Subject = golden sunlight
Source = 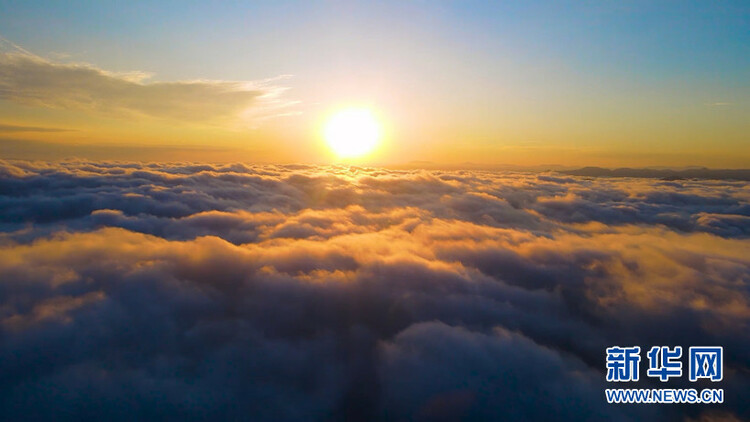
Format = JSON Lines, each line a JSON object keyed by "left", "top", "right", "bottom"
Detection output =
{"left": 324, "top": 108, "right": 381, "bottom": 159}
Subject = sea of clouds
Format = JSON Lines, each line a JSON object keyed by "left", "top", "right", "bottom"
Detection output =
{"left": 1, "top": 160, "right": 748, "bottom": 421}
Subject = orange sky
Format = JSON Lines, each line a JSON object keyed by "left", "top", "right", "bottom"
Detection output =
{"left": 1, "top": 2, "right": 748, "bottom": 168}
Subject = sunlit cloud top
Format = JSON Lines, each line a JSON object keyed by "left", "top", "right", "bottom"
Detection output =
{"left": 0, "top": 160, "right": 748, "bottom": 420}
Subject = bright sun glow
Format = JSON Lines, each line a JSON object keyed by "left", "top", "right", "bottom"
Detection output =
{"left": 324, "top": 108, "right": 380, "bottom": 159}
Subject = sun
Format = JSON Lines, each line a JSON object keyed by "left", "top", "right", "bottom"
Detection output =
{"left": 324, "top": 108, "right": 381, "bottom": 159}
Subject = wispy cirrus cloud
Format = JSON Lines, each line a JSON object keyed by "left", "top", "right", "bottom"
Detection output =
{"left": 0, "top": 123, "right": 75, "bottom": 133}
{"left": 0, "top": 37, "right": 295, "bottom": 126}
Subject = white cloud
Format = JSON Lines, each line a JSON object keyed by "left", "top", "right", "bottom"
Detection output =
{"left": 0, "top": 38, "right": 295, "bottom": 125}
{"left": 0, "top": 160, "right": 748, "bottom": 421}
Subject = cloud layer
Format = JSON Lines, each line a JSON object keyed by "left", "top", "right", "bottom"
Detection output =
{"left": 0, "top": 42, "right": 291, "bottom": 125}
{"left": 0, "top": 123, "right": 74, "bottom": 133}
{"left": 0, "top": 160, "right": 748, "bottom": 421}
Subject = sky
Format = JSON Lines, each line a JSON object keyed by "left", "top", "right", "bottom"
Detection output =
{"left": 1, "top": 1, "right": 748, "bottom": 167}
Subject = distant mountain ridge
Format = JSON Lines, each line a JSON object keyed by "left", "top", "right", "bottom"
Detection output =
{"left": 561, "top": 167, "right": 750, "bottom": 181}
